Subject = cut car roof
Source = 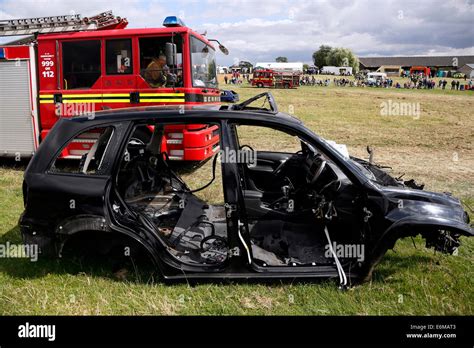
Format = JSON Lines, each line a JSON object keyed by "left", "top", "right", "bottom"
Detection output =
{"left": 67, "top": 104, "right": 303, "bottom": 126}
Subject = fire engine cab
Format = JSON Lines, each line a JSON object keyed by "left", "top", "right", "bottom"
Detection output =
{"left": 0, "top": 11, "right": 227, "bottom": 161}
{"left": 251, "top": 69, "right": 300, "bottom": 89}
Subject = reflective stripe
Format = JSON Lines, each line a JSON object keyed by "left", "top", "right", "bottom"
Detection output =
{"left": 38, "top": 92, "right": 213, "bottom": 104}
{"left": 63, "top": 94, "right": 102, "bottom": 97}
{"left": 140, "top": 93, "right": 184, "bottom": 97}
{"left": 102, "top": 93, "right": 129, "bottom": 97}
{"left": 63, "top": 99, "right": 102, "bottom": 103}
{"left": 140, "top": 99, "right": 185, "bottom": 103}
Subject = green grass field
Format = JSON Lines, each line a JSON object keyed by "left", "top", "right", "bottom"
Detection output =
{"left": 0, "top": 81, "right": 473, "bottom": 315}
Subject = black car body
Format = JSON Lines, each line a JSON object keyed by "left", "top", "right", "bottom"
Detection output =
{"left": 20, "top": 93, "right": 473, "bottom": 286}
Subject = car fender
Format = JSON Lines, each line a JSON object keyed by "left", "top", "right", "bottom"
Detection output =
{"left": 360, "top": 207, "right": 472, "bottom": 282}
{"left": 55, "top": 214, "right": 162, "bottom": 271}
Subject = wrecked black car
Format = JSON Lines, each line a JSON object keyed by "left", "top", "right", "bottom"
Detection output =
{"left": 20, "top": 93, "right": 473, "bottom": 286}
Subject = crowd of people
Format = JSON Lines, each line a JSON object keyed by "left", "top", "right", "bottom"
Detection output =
{"left": 220, "top": 70, "right": 473, "bottom": 91}
{"left": 294, "top": 73, "right": 473, "bottom": 91}
{"left": 299, "top": 75, "right": 331, "bottom": 86}
{"left": 223, "top": 71, "right": 251, "bottom": 85}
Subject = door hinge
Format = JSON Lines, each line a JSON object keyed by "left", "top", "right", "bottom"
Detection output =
{"left": 130, "top": 91, "right": 140, "bottom": 104}
{"left": 224, "top": 203, "right": 237, "bottom": 218}
{"left": 53, "top": 93, "right": 62, "bottom": 104}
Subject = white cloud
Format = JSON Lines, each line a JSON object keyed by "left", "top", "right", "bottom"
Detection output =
{"left": 1, "top": 0, "right": 473, "bottom": 64}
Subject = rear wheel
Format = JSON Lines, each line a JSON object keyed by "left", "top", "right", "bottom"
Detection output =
{"left": 257, "top": 82, "right": 264, "bottom": 88}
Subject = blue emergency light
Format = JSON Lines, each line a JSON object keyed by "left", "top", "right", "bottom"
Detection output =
{"left": 0, "top": 48, "right": 4, "bottom": 59}
{"left": 163, "top": 16, "right": 185, "bottom": 27}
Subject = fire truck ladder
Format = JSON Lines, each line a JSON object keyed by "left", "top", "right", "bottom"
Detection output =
{"left": 0, "top": 11, "right": 128, "bottom": 36}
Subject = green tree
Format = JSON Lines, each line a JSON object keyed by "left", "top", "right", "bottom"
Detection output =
{"left": 327, "top": 47, "right": 359, "bottom": 72}
{"left": 239, "top": 60, "right": 253, "bottom": 70}
{"left": 312, "top": 45, "right": 332, "bottom": 68}
{"left": 275, "top": 56, "right": 288, "bottom": 62}
{"left": 303, "top": 63, "right": 309, "bottom": 72}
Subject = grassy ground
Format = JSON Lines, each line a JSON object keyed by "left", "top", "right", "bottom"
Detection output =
{"left": 0, "top": 81, "right": 472, "bottom": 315}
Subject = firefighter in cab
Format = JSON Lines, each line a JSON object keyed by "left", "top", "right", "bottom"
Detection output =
{"left": 145, "top": 54, "right": 170, "bottom": 87}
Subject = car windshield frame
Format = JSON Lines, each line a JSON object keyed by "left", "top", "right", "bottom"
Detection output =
{"left": 190, "top": 35, "right": 218, "bottom": 89}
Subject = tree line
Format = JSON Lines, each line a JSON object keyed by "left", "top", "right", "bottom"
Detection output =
{"left": 274, "top": 45, "right": 359, "bottom": 72}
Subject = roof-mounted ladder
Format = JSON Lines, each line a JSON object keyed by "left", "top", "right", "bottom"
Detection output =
{"left": 0, "top": 11, "right": 127, "bottom": 36}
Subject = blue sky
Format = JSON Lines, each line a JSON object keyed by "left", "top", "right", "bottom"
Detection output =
{"left": 1, "top": 0, "right": 473, "bottom": 66}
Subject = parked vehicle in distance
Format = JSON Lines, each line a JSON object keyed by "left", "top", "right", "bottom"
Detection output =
{"left": 366, "top": 72, "right": 387, "bottom": 86}
{"left": 220, "top": 90, "right": 240, "bottom": 103}
{"left": 20, "top": 93, "right": 473, "bottom": 286}
{"left": 321, "top": 66, "right": 353, "bottom": 75}
{"left": 410, "top": 66, "right": 431, "bottom": 77}
{"left": 251, "top": 69, "right": 300, "bottom": 89}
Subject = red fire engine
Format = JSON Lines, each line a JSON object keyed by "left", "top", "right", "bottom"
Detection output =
{"left": 0, "top": 12, "right": 227, "bottom": 161}
{"left": 251, "top": 69, "right": 300, "bottom": 89}
{"left": 410, "top": 66, "right": 431, "bottom": 77}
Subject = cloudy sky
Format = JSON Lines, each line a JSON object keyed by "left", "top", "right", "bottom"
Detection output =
{"left": 1, "top": 0, "right": 473, "bottom": 65}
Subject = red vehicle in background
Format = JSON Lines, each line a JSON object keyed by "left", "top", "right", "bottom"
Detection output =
{"left": 251, "top": 69, "right": 300, "bottom": 89}
{"left": 0, "top": 12, "right": 227, "bottom": 161}
{"left": 410, "top": 66, "right": 431, "bottom": 77}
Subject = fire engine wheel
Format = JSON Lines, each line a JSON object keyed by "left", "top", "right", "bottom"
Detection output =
{"left": 257, "top": 82, "right": 264, "bottom": 88}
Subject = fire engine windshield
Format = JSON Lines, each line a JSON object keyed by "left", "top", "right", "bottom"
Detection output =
{"left": 190, "top": 36, "right": 217, "bottom": 88}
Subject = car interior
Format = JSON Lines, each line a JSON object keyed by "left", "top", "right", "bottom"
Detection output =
{"left": 114, "top": 121, "right": 363, "bottom": 270}
{"left": 115, "top": 123, "right": 229, "bottom": 266}
{"left": 231, "top": 124, "right": 363, "bottom": 268}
